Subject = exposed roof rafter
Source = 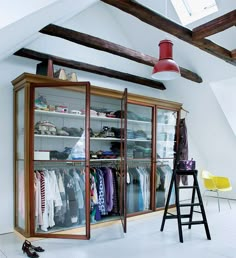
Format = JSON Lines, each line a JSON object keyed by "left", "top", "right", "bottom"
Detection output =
{"left": 40, "top": 24, "right": 202, "bottom": 83}
{"left": 231, "top": 49, "right": 236, "bottom": 59}
{"left": 14, "top": 48, "right": 166, "bottom": 90}
{"left": 192, "top": 10, "right": 236, "bottom": 40}
{"left": 101, "top": 0, "right": 236, "bottom": 66}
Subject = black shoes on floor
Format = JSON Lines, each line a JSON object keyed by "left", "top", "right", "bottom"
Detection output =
{"left": 22, "top": 240, "right": 45, "bottom": 257}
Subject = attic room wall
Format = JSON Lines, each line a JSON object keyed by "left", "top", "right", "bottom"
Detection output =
{"left": 211, "top": 77, "right": 236, "bottom": 136}
{"left": 0, "top": 57, "right": 38, "bottom": 234}
{"left": 0, "top": 3, "right": 167, "bottom": 234}
{"left": 0, "top": 54, "right": 165, "bottom": 234}
{"left": 1, "top": 1, "right": 235, "bottom": 235}
{"left": 163, "top": 79, "right": 236, "bottom": 199}
{"left": 0, "top": 2, "right": 165, "bottom": 234}
{"left": 43, "top": 1, "right": 236, "bottom": 198}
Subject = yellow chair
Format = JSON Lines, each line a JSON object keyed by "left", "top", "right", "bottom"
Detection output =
{"left": 201, "top": 170, "right": 232, "bottom": 212}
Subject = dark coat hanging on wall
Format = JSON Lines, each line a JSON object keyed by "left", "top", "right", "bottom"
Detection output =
{"left": 177, "top": 118, "right": 188, "bottom": 185}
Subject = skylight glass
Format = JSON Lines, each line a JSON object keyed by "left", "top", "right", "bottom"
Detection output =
{"left": 171, "top": 0, "right": 218, "bottom": 25}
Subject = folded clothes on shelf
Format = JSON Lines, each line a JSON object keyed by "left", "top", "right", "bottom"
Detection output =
{"left": 113, "top": 110, "right": 151, "bottom": 121}
{"left": 62, "top": 127, "right": 83, "bottom": 136}
{"left": 134, "top": 130, "right": 147, "bottom": 139}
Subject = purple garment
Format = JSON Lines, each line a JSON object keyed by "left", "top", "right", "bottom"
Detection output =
{"left": 95, "top": 205, "right": 101, "bottom": 221}
{"left": 102, "top": 167, "right": 114, "bottom": 212}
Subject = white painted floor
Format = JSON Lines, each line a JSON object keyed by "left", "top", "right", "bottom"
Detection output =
{"left": 1, "top": 198, "right": 235, "bottom": 258}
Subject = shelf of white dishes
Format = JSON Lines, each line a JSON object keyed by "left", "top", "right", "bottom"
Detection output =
{"left": 34, "top": 134, "right": 151, "bottom": 142}
{"left": 35, "top": 110, "right": 150, "bottom": 124}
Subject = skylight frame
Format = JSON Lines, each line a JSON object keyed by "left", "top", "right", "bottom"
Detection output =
{"left": 171, "top": 0, "right": 218, "bottom": 26}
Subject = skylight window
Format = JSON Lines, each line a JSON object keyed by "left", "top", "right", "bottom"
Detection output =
{"left": 171, "top": 0, "right": 218, "bottom": 26}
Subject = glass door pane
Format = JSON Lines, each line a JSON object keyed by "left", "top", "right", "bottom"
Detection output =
{"left": 15, "top": 88, "right": 26, "bottom": 231}
{"left": 126, "top": 103, "right": 152, "bottom": 214}
{"left": 89, "top": 93, "right": 122, "bottom": 228}
{"left": 120, "top": 88, "right": 127, "bottom": 232}
{"left": 32, "top": 83, "right": 90, "bottom": 239}
{"left": 156, "top": 109, "right": 177, "bottom": 208}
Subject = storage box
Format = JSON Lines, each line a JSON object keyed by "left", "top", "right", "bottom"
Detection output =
{"left": 34, "top": 151, "right": 50, "bottom": 160}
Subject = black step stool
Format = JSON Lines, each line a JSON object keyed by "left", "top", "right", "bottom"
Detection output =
{"left": 160, "top": 169, "right": 211, "bottom": 243}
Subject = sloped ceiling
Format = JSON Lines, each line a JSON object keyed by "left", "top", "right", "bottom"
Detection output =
{"left": 1, "top": 0, "right": 236, "bottom": 135}
{"left": 0, "top": 0, "right": 58, "bottom": 29}
{"left": 211, "top": 77, "right": 236, "bottom": 136}
{"left": 0, "top": 0, "right": 98, "bottom": 61}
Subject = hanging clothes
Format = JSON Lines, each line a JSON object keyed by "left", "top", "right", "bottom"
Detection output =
{"left": 127, "top": 166, "right": 150, "bottom": 213}
{"left": 63, "top": 171, "right": 79, "bottom": 225}
{"left": 111, "top": 168, "right": 119, "bottom": 214}
{"left": 101, "top": 167, "right": 114, "bottom": 212}
{"left": 54, "top": 169, "right": 67, "bottom": 226}
{"left": 35, "top": 171, "right": 43, "bottom": 227}
{"left": 96, "top": 168, "right": 108, "bottom": 215}
{"left": 177, "top": 118, "right": 188, "bottom": 185}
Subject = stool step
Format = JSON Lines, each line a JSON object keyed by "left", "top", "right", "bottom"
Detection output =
{"left": 166, "top": 213, "right": 191, "bottom": 219}
{"left": 176, "top": 170, "right": 197, "bottom": 176}
{"left": 179, "top": 203, "right": 201, "bottom": 207}
{"left": 193, "top": 210, "right": 202, "bottom": 214}
{"left": 181, "top": 220, "right": 205, "bottom": 226}
{"left": 178, "top": 186, "right": 198, "bottom": 189}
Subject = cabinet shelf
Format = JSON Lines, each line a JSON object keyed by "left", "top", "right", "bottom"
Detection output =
{"left": 157, "top": 140, "right": 175, "bottom": 143}
{"left": 34, "top": 134, "right": 151, "bottom": 142}
{"left": 158, "top": 123, "right": 176, "bottom": 127}
{"left": 127, "top": 138, "right": 151, "bottom": 142}
{"left": 33, "top": 159, "right": 121, "bottom": 163}
{"left": 35, "top": 109, "right": 151, "bottom": 124}
{"left": 127, "top": 158, "right": 151, "bottom": 162}
{"left": 35, "top": 134, "right": 80, "bottom": 139}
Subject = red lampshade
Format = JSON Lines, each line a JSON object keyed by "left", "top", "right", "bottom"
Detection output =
{"left": 152, "top": 39, "right": 180, "bottom": 81}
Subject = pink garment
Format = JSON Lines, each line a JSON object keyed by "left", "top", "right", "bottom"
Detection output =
{"left": 35, "top": 172, "right": 43, "bottom": 227}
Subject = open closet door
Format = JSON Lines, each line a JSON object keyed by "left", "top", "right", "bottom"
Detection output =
{"left": 120, "top": 88, "right": 128, "bottom": 233}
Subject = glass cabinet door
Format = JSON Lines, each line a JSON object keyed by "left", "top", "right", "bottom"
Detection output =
{"left": 120, "top": 88, "right": 127, "bottom": 232}
{"left": 89, "top": 92, "right": 126, "bottom": 230}
{"left": 32, "top": 83, "right": 90, "bottom": 239}
{"left": 126, "top": 103, "right": 153, "bottom": 214}
{"left": 156, "top": 109, "right": 177, "bottom": 208}
{"left": 15, "top": 88, "right": 26, "bottom": 232}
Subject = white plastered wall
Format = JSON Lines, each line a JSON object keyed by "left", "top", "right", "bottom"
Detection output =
{"left": 0, "top": 1, "right": 236, "bottom": 234}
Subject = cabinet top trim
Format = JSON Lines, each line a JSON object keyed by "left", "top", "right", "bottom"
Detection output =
{"left": 12, "top": 73, "right": 182, "bottom": 110}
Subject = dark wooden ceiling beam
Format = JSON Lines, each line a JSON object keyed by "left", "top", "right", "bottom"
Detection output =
{"left": 231, "top": 49, "right": 236, "bottom": 59}
{"left": 14, "top": 48, "right": 166, "bottom": 90}
{"left": 101, "top": 0, "right": 236, "bottom": 66}
{"left": 192, "top": 10, "right": 236, "bottom": 40}
{"left": 40, "top": 24, "right": 202, "bottom": 83}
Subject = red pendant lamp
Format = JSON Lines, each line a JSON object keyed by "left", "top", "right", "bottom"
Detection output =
{"left": 152, "top": 39, "right": 180, "bottom": 80}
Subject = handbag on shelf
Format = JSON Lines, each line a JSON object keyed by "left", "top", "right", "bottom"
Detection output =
{"left": 177, "top": 159, "right": 196, "bottom": 170}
